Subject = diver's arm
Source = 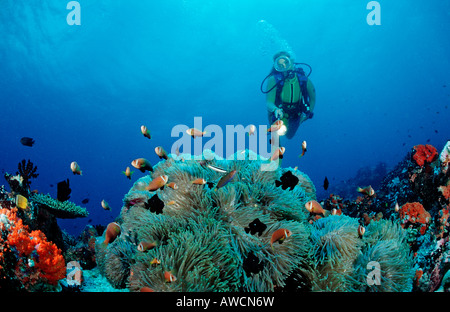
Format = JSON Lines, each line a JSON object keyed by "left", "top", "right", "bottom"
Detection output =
{"left": 266, "top": 76, "right": 278, "bottom": 114}
{"left": 299, "top": 78, "right": 316, "bottom": 124}
{"left": 307, "top": 78, "right": 316, "bottom": 112}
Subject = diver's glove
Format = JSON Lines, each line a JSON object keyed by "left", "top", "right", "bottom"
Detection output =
{"left": 306, "top": 111, "right": 314, "bottom": 119}
{"left": 274, "top": 108, "right": 284, "bottom": 119}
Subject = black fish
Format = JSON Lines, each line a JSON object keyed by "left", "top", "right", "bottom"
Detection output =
{"left": 275, "top": 171, "right": 299, "bottom": 190}
{"left": 145, "top": 194, "right": 164, "bottom": 214}
{"left": 243, "top": 251, "right": 264, "bottom": 276}
{"left": 323, "top": 176, "right": 329, "bottom": 190}
{"left": 244, "top": 218, "right": 267, "bottom": 236}
{"left": 81, "top": 198, "right": 90, "bottom": 204}
{"left": 57, "top": 179, "right": 71, "bottom": 202}
{"left": 20, "top": 137, "right": 35, "bottom": 147}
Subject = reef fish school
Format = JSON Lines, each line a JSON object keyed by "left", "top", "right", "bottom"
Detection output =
{"left": 171, "top": 117, "right": 282, "bottom": 168}
{"left": 176, "top": 295, "right": 275, "bottom": 309}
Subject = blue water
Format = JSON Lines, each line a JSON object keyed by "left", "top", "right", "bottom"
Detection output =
{"left": 1, "top": 0, "right": 449, "bottom": 235}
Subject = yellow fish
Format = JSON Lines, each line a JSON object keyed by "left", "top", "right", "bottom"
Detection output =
{"left": 15, "top": 194, "right": 28, "bottom": 209}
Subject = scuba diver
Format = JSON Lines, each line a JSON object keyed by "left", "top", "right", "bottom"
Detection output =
{"left": 261, "top": 51, "right": 316, "bottom": 139}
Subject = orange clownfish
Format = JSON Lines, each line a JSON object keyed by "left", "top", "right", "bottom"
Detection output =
{"left": 150, "top": 258, "right": 161, "bottom": 266}
{"left": 268, "top": 120, "right": 284, "bottom": 133}
{"left": 131, "top": 158, "right": 153, "bottom": 173}
{"left": 164, "top": 271, "right": 177, "bottom": 283}
{"left": 248, "top": 124, "right": 256, "bottom": 136}
{"left": 357, "top": 185, "right": 375, "bottom": 197}
{"left": 103, "top": 222, "right": 121, "bottom": 246}
{"left": 186, "top": 128, "right": 207, "bottom": 138}
{"left": 122, "top": 166, "right": 134, "bottom": 180}
{"left": 305, "top": 200, "right": 326, "bottom": 216}
{"left": 299, "top": 140, "right": 307, "bottom": 158}
{"left": 70, "top": 161, "right": 82, "bottom": 175}
{"left": 101, "top": 199, "right": 111, "bottom": 211}
{"left": 191, "top": 178, "right": 207, "bottom": 185}
{"left": 270, "top": 147, "right": 285, "bottom": 161}
{"left": 358, "top": 225, "right": 365, "bottom": 238}
{"left": 155, "top": 146, "right": 168, "bottom": 160}
{"left": 137, "top": 241, "right": 157, "bottom": 252}
{"left": 146, "top": 175, "right": 168, "bottom": 191}
{"left": 141, "top": 125, "right": 151, "bottom": 139}
{"left": 270, "top": 228, "right": 292, "bottom": 249}
{"left": 167, "top": 182, "right": 178, "bottom": 190}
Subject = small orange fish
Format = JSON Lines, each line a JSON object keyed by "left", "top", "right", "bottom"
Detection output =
{"left": 103, "top": 222, "right": 121, "bottom": 246}
{"left": 186, "top": 128, "right": 206, "bottom": 138}
{"left": 191, "top": 178, "right": 207, "bottom": 185}
{"left": 270, "top": 228, "right": 292, "bottom": 249}
{"left": 140, "top": 287, "right": 154, "bottom": 292}
{"left": 146, "top": 175, "right": 168, "bottom": 191}
{"left": 357, "top": 185, "right": 375, "bottom": 197}
{"left": 137, "top": 241, "right": 157, "bottom": 252}
{"left": 268, "top": 120, "right": 284, "bottom": 133}
{"left": 305, "top": 200, "right": 326, "bottom": 216}
{"left": 122, "top": 166, "right": 134, "bottom": 180}
{"left": 299, "top": 141, "right": 307, "bottom": 158}
{"left": 155, "top": 146, "right": 168, "bottom": 160}
{"left": 248, "top": 124, "right": 256, "bottom": 136}
{"left": 167, "top": 182, "right": 178, "bottom": 190}
{"left": 131, "top": 158, "right": 153, "bottom": 173}
{"left": 101, "top": 199, "right": 111, "bottom": 211}
{"left": 70, "top": 161, "right": 82, "bottom": 175}
{"left": 164, "top": 271, "right": 177, "bottom": 283}
{"left": 141, "top": 125, "right": 151, "bottom": 139}
{"left": 150, "top": 258, "right": 161, "bottom": 266}
{"left": 358, "top": 225, "right": 365, "bottom": 238}
{"left": 167, "top": 200, "right": 176, "bottom": 205}
{"left": 270, "top": 147, "right": 285, "bottom": 161}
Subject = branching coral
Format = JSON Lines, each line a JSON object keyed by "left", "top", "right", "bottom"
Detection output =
{"left": 30, "top": 193, "right": 89, "bottom": 219}
{"left": 16, "top": 159, "right": 39, "bottom": 190}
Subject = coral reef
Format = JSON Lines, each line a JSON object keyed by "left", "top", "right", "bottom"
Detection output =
{"left": 412, "top": 144, "right": 438, "bottom": 168}
{"left": 95, "top": 149, "right": 416, "bottom": 292}
{"left": 96, "top": 150, "right": 317, "bottom": 291}
{"left": 16, "top": 159, "right": 39, "bottom": 190}
{"left": 0, "top": 207, "right": 66, "bottom": 291}
{"left": 30, "top": 193, "right": 89, "bottom": 219}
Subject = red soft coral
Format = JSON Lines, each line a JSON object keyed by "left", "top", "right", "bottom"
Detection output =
{"left": 2, "top": 208, "right": 66, "bottom": 287}
{"left": 34, "top": 239, "right": 66, "bottom": 284}
{"left": 399, "top": 202, "right": 431, "bottom": 235}
{"left": 413, "top": 144, "right": 438, "bottom": 167}
{"left": 439, "top": 181, "right": 450, "bottom": 200}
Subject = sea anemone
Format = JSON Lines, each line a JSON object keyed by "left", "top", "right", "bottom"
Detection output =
{"left": 347, "top": 219, "right": 414, "bottom": 292}
{"left": 96, "top": 150, "right": 315, "bottom": 291}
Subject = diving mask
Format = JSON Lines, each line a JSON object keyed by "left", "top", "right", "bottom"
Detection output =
{"left": 274, "top": 55, "right": 292, "bottom": 72}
